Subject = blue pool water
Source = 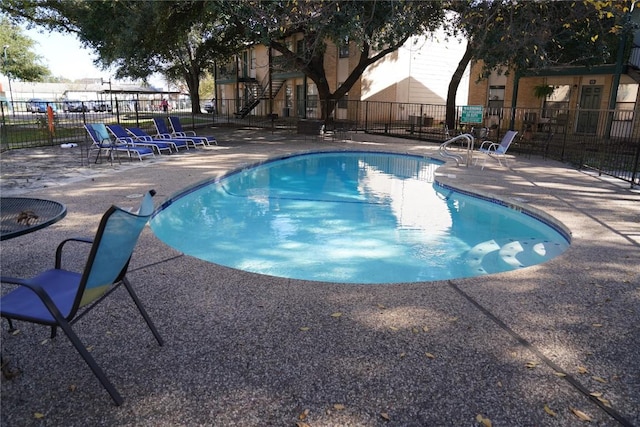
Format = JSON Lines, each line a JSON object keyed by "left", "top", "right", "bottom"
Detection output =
{"left": 150, "top": 151, "right": 570, "bottom": 284}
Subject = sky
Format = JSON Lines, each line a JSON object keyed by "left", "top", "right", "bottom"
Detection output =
{"left": 23, "top": 25, "right": 165, "bottom": 88}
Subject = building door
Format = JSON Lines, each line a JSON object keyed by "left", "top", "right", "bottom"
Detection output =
{"left": 576, "top": 86, "right": 602, "bottom": 134}
{"left": 296, "top": 84, "right": 306, "bottom": 117}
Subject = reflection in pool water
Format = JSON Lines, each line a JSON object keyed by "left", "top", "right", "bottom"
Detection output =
{"left": 151, "top": 151, "right": 569, "bottom": 284}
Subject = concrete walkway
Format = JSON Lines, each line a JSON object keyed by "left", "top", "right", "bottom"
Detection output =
{"left": 1, "top": 128, "right": 639, "bottom": 426}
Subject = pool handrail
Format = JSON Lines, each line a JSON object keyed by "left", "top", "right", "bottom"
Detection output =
{"left": 438, "top": 133, "right": 474, "bottom": 166}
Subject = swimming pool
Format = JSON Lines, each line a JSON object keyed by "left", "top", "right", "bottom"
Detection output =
{"left": 150, "top": 151, "right": 570, "bottom": 284}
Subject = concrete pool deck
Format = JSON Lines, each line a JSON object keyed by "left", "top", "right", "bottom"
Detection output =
{"left": 1, "top": 127, "right": 639, "bottom": 426}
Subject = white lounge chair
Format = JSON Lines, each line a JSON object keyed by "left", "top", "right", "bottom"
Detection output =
{"left": 475, "top": 130, "right": 518, "bottom": 169}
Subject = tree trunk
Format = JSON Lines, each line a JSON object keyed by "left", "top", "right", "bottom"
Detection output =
{"left": 446, "top": 44, "right": 474, "bottom": 132}
{"left": 184, "top": 71, "right": 201, "bottom": 115}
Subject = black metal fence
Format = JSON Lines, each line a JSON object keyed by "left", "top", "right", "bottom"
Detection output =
{"left": 1, "top": 98, "right": 638, "bottom": 187}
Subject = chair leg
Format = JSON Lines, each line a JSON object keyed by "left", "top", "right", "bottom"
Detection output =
{"left": 56, "top": 316, "right": 124, "bottom": 405}
{"left": 121, "top": 277, "right": 164, "bottom": 346}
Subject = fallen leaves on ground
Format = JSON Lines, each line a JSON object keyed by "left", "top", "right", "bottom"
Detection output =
{"left": 544, "top": 404, "right": 556, "bottom": 417}
{"left": 570, "top": 407, "right": 592, "bottom": 421}
{"left": 476, "top": 413, "right": 492, "bottom": 427}
{"left": 298, "top": 409, "right": 310, "bottom": 420}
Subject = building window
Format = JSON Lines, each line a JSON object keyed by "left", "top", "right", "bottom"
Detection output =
{"left": 339, "top": 39, "right": 349, "bottom": 58}
{"left": 614, "top": 83, "right": 638, "bottom": 121}
{"left": 542, "top": 85, "right": 570, "bottom": 118}
{"left": 487, "top": 85, "right": 505, "bottom": 115}
{"left": 307, "top": 83, "right": 318, "bottom": 109}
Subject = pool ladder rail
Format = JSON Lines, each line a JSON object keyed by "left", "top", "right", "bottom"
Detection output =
{"left": 438, "top": 133, "right": 475, "bottom": 166}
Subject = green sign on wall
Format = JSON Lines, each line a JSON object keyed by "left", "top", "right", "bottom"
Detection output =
{"left": 460, "top": 105, "right": 484, "bottom": 124}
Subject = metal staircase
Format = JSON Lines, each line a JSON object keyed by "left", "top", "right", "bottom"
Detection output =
{"left": 236, "top": 75, "right": 286, "bottom": 118}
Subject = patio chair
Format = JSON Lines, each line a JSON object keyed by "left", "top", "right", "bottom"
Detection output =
{"left": 106, "top": 124, "right": 173, "bottom": 155}
{"left": 152, "top": 117, "right": 206, "bottom": 148}
{"left": 0, "top": 190, "right": 163, "bottom": 405}
{"left": 474, "top": 130, "right": 518, "bottom": 169}
{"left": 168, "top": 116, "right": 217, "bottom": 146}
{"left": 85, "top": 123, "right": 154, "bottom": 163}
{"left": 126, "top": 126, "right": 190, "bottom": 152}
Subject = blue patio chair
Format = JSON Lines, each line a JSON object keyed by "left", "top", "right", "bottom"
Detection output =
{"left": 153, "top": 117, "right": 211, "bottom": 148}
{"left": 168, "top": 116, "right": 217, "bottom": 146}
{"left": 0, "top": 190, "right": 163, "bottom": 405}
{"left": 475, "top": 130, "right": 519, "bottom": 169}
{"left": 126, "top": 126, "right": 190, "bottom": 152}
{"left": 85, "top": 123, "right": 154, "bottom": 163}
{"left": 106, "top": 123, "right": 173, "bottom": 155}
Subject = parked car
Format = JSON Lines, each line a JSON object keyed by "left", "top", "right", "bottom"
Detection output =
{"left": 28, "top": 99, "right": 57, "bottom": 114}
{"left": 63, "top": 100, "right": 89, "bottom": 112}
{"left": 92, "top": 101, "right": 113, "bottom": 112}
{"left": 203, "top": 99, "right": 216, "bottom": 113}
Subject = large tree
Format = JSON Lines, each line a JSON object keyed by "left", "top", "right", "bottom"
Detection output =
{"left": 0, "top": 16, "right": 49, "bottom": 82}
{"left": 442, "top": 0, "right": 635, "bottom": 130}
{"left": 230, "top": 1, "right": 445, "bottom": 120}
{"left": 1, "top": 0, "right": 245, "bottom": 113}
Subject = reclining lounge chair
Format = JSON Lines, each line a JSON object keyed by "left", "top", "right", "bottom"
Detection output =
{"left": 105, "top": 124, "right": 173, "bottom": 155}
{"left": 158, "top": 116, "right": 217, "bottom": 146}
{"left": 126, "top": 126, "right": 191, "bottom": 152}
{"left": 475, "top": 130, "right": 518, "bottom": 169}
{"left": 85, "top": 123, "right": 154, "bottom": 163}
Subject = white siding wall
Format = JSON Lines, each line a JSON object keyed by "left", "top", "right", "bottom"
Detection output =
{"left": 362, "top": 31, "right": 469, "bottom": 105}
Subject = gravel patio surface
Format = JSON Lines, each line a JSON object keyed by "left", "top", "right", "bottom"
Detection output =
{"left": 1, "top": 127, "right": 639, "bottom": 426}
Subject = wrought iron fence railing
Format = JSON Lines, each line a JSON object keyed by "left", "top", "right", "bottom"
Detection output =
{"left": 1, "top": 98, "right": 638, "bottom": 187}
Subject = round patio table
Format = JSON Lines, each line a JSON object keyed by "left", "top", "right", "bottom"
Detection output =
{"left": 0, "top": 197, "right": 67, "bottom": 241}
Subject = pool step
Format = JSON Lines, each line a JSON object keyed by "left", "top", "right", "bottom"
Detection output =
{"left": 465, "top": 238, "right": 566, "bottom": 274}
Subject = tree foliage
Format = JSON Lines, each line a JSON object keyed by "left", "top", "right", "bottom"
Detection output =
{"left": 1, "top": 0, "right": 245, "bottom": 113}
{"left": 441, "top": 0, "right": 635, "bottom": 129}
{"left": 228, "top": 0, "right": 445, "bottom": 119}
{"left": 0, "top": 16, "right": 49, "bottom": 81}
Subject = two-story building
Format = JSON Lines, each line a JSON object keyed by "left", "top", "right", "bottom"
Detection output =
{"left": 466, "top": 7, "right": 640, "bottom": 140}
{"left": 214, "top": 28, "right": 470, "bottom": 124}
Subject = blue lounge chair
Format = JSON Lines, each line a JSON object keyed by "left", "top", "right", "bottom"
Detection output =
{"left": 153, "top": 117, "right": 210, "bottom": 148}
{"left": 126, "top": 126, "right": 190, "bottom": 152}
{"left": 168, "top": 116, "right": 217, "bottom": 146}
{"left": 475, "top": 130, "right": 518, "bottom": 169}
{"left": 85, "top": 123, "right": 154, "bottom": 163}
{"left": 106, "top": 124, "right": 173, "bottom": 155}
{"left": 153, "top": 116, "right": 215, "bottom": 147}
{"left": 0, "top": 190, "right": 163, "bottom": 405}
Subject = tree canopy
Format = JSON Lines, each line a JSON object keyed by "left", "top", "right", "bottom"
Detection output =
{"left": 1, "top": 0, "right": 635, "bottom": 121}
{"left": 440, "top": 0, "right": 635, "bottom": 129}
{"left": 229, "top": 0, "right": 445, "bottom": 119}
{"left": 0, "top": 16, "right": 49, "bottom": 82}
{"left": 1, "top": 0, "right": 245, "bottom": 113}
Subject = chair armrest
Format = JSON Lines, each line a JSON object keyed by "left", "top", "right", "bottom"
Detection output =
{"left": 0, "top": 276, "right": 68, "bottom": 321}
{"left": 55, "top": 237, "right": 93, "bottom": 269}
{"left": 479, "top": 140, "right": 498, "bottom": 151}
